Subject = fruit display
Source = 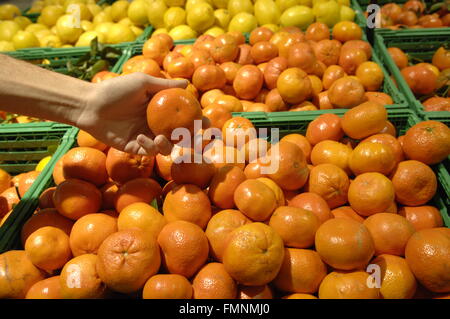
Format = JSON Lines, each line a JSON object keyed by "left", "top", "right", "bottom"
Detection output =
{"left": 144, "top": 0, "right": 359, "bottom": 41}
{"left": 362, "top": 0, "right": 450, "bottom": 29}
{"left": 0, "top": 83, "right": 449, "bottom": 299}
{"left": 0, "top": 0, "right": 150, "bottom": 51}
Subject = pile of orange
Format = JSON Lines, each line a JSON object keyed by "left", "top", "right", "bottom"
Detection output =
{"left": 371, "top": 0, "right": 450, "bottom": 29}
{"left": 93, "top": 20, "right": 398, "bottom": 113}
{"left": 0, "top": 87, "right": 449, "bottom": 299}
{"left": 387, "top": 46, "right": 450, "bottom": 112}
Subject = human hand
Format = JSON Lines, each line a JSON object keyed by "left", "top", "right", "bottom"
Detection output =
{"left": 77, "top": 72, "right": 188, "bottom": 156}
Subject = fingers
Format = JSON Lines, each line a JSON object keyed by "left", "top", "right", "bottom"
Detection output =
{"left": 136, "top": 134, "right": 159, "bottom": 156}
{"left": 154, "top": 135, "right": 173, "bottom": 156}
{"left": 142, "top": 74, "right": 188, "bottom": 94}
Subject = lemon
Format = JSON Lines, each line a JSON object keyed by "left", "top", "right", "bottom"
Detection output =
{"left": 298, "top": 0, "right": 312, "bottom": 6}
{"left": 63, "top": 0, "right": 87, "bottom": 11}
{"left": 39, "top": 5, "right": 65, "bottom": 27}
{"left": 168, "top": 24, "right": 197, "bottom": 40}
{"left": 164, "top": 0, "right": 186, "bottom": 6}
{"left": 76, "top": 30, "right": 105, "bottom": 46}
{"left": 51, "top": 25, "right": 58, "bottom": 34}
{"left": 186, "top": 0, "right": 212, "bottom": 12}
{"left": 106, "top": 23, "right": 136, "bottom": 44}
{"left": 280, "top": 5, "right": 314, "bottom": 29}
{"left": 35, "top": 29, "right": 53, "bottom": 41}
{"left": 81, "top": 20, "right": 94, "bottom": 31}
{"left": 131, "top": 25, "right": 144, "bottom": 37}
{"left": 56, "top": 14, "right": 83, "bottom": 44}
{"left": 29, "top": 1, "right": 45, "bottom": 14}
{"left": 337, "top": 0, "right": 350, "bottom": 6}
{"left": 313, "top": 0, "right": 341, "bottom": 27}
{"left": 153, "top": 27, "right": 169, "bottom": 35}
{"left": 119, "top": 17, "right": 134, "bottom": 27}
{"left": 340, "top": 5, "right": 355, "bottom": 21}
{"left": 93, "top": 11, "right": 112, "bottom": 25}
{"left": 40, "top": 34, "right": 62, "bottom": 47}
{"left": 312, "top": 0, "right": 329, "bottom": 5}
{"left": 128, "top": 0, "right": 149, "bottom": 26}
{"left": 147, "top": 0, "right": 168, "bottom": 29}
{"left": 111, "top": 0, "right": 130, "bottom": 22}
{"left": 276, "top": 0, "right": 301, "bottom": 12}
{"left": 36, "top": 156, "right": 52, "bottom": 172}
{"left": 0, "top": 21, "right": 21, "bottom": 42}
{"left": 12, "top": 31, "right": 40, "bottom": 49}
{"left": 212, "top": 0, "right": 228, "bottom": 9}
{"left": 164, "top": 7, "right": 186, "bottom": 30}
{"left": 94, "top": 22, "right": 114, "bottom": 38}
{"left": 204, "top": 26, "right": 225, "bottom": 37}
{"left": 262, "top": 23, "right": 279, "bottom": 32}
{"left": 25, "top": 23, "right": 49, "bottom": 34}
{"left": 187, "top": 3, "right": 215, "bottom": 32}
{"left": 228, "top": 0, "right": 253, "bottom": 17}
{"left": 214, "top": 9, "right": 231, "bottom": 29}
{"left": 0, "top": 4, "right": 21, "bottom": 20}
{"left": 61, "top": 44, "right": 73, "bottom": 48}
{"left": 14, "top": 17, "right": 32, "bottom": 29}
{"left": 0, "top": 41, "right": 15, "bottom": 52}
{"left": 103, "top": 6, "right": 112, "bottom": 16}
{"left": 228, "top": 12, "right": 257, "bottom": 33}
{"left": 255, "top": 0, "right": 281, "bottom": 25}
{"left": 87, "top": 3, "right": 101, "bottom": 16}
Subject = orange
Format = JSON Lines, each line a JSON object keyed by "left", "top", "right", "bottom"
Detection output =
{"left": 118, "top": 202, "right": 166, "bottom": 241}
{"left": 202, "top": 103, "right": 232, "bottom": 130}
{"left": 62, "top": 147, "right": 108, "bottom": 186}
{"left": 18, "top": 170, "right": 40, "bottom": 197}
{"left": 52, "top": 156, "right": 65, "bottom": 185}
{"left": 91, "top": 71, "right": 119, "bottom": 83}
{"left": 220, "top": 62, "right": 242, "bottom": 84}
{"left": 38, "top": 186, "right": 56, "bottom": 209}
{"left": 201, "top": 89, "right": 225, "bottom": 108}
{"left": 100, "top": 182, "right": 118, "bottom": 211}
{"left": 152, "top": 33, "right": 174, "bottom": 51}
{"left": 264, "top": 140, "right": 309, "bottom": 191}
{"left": 59, "top": 254, "right": 106, "bottom": 299}
{"left": 21, "top": 208, "right": 74, "bottom": 246}
{"left": 208, "top": 165, "right": 246, "bottom": 209}
{"left": 318, "top": 271, "right": 380, "bottom": 299}
{"left": 288, "top": 192, "right": 333, "bottom": 225}
{"left": 280, "top": 134, "right": 311, "bottom": 163}
{"left": 306, "top": 113, "right": 344, "bottom": 146}
{"left": 341, "top": 101, "right": 388, "bottom": 139}
{"left": 215, "top": 95, "right": 244, "bottom": 112}
{"left": 313, "top": 39, "right": 340, "bottom": 67}
{"left": 405, "top": 228, "right": 450, "bottom": 293}
{"left": 163, "top": 184, "right": 212, "bottom": 229}
{"left": 188, "top": 49, "right": 214, "bottom": 70}
{"left": 105, "top": 148, "right": 154, "bottom": 184}
{"left": 249, "top": 27, "right": 274, "bottom": 45}
{"left": 53, "top": 179, "right": 102, "bottom": 220}
{"left": 142, "top": 37, "right": 170, "bottom": 66}
{"left": 328, "top": 77, "right": 365, "bottom": 109}
{"left": 401, "top": 65, "right": 438, "bottom": 95}
{"left": 167, "top": 56, "right": 195, "bottom": 79}
{"left": 25, "top": 276, "right": 62, "bottom": 299}
{"left": 310, "top": 140, "right": 352, "bottom": 174}
{"left": 356, "top": 61, "right": 384, "bottom": 91}
{"left": 0, "top": 186, "right": 20, "bottom": 217}
{"left": 331, "top": 206, "right": 365, "bottom": 223}
{"left": 287, "top": 42, "right": 317, "bottom": 74}
{"left": 69, "top": 213, "right": 118, "bottom": 256}
{"left": 192, "top": 64, "right": 227, "bottom": 92}
{"left": 171, "top": 150, "right": 216, "bottom": 190}
{"left": 122, "top": 55, "right": 162, "bottom": 77}
{"left": 402, "top": 120, "right": 450, "bottom": 165}
{"left": 0, "top": 168, "right": 11, "bottom": 194}
{"left": 315, "top": 218, "right": 375, "bottom": 270}
{"left": 147, "top": 88, "right": 203, "bottom": 142}
{"left": 222, "top": 222, "right": 284, "bottom": 286}
{"left": 274, "top": 248, "right": 327, "bottom": 294}
{"left": 372, "top": 254, "right": 417, "bottom": 299}
{"left": 398, "top": 206, "right": 444, "bottom": 231}
{"left": 155, "top": 153, "right": 173, "bottom": 182}
{"left": 221, "top": 116, "right": 255, "bottom": 148}
{"left": 387, "top": 47, "right": 408, "bottom": 69}
{"left": 97, "top": 228, "right": 161, "bottom": 293}
{"left": 251, "top": 41, "right": 278, "bottom": 64}
{"left": 363, "top": 213, "right": 416, "bottom": 256}
{"left": 338, "top": 49, "right": 368, "bottom": 75}
{"left": 361, "top": 133, "right": 405, "bottom": 166}
{"left": 203, "top": 143, "right": 245, "bottom": 171}
{"left": 243, "top": 162, "right": 263, "bottom": 179}
{"left": 349, "top": 142, "right": 396, "bottom": 176}
{"left": 205, "top": 209, "right": 251, "bottom": 262}
{"left": 341, "top": 40, "right": 372, "bottom": 60}
{"left": 277, "top": 67, "right": 312, "bottom": 104}
{"left": 391, "top": 160, "right": 437, "bottom": 206}
{"left": 0, "top": 250, "right": 45, "bottom": 299}
{"left": 192, "top": 262, "right": 237, "bottom": 299}
{"left": 365, "top": 92, "right": 394, "bottom": 106}
{"left": 283, "top": 293, "right": 318, "bottom": 299}
{"left": 240, "top": 138, "right": 271, "bottom": 164}
{"left": 233, "top": 65, "right": 264, "bottom": 101}
{"left": 305, "top": 22, "right": 330, "bottom": 41}
{"left": 432, "top": 46, "right": 450, "bottom": 71}
{"left": 264, "top": 56, "right": 288, "bottom": 90}
{"left": 269, "top": 206, "right": 319, "bottom": 248}
{"left": 257, "top": 177, "right": 285, "bottom": 207}
{"left": 238, "top": 285, "right": 273, "bottom": 299}
{"left": 143, "top": 274, "right": 192, "bottom": 299}
{"left": 322, "top": 65, "right": 346, "bottom": 90}
{"left": 157, "top": 220, "right": 209, "bottom": 278}
{"left": 114, "top": 177, "right": 162, "bottom": 212}
{"left": 348, "top": 172, "right": 395, "bottom": 216}
{"left": 308, "top": 163, "right": 350, "bottom": 209}
{"left": 332, "top": 21, "right": 362, "bottom": 42}
{"left": 25, "top": 226, "right": 72, "bottom": 271}
{"left": 233, "top": 179, "right": 277, "bottom": 222}
{"left": 211, "top": 34, "right": 239, "bottom": 64}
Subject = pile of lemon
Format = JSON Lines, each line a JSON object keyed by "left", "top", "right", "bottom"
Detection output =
{"left": 149, "top": 0, "right": 356, "bottom": 40}
{"left": 0, "top": 0, "right": 150, "bottom": 52}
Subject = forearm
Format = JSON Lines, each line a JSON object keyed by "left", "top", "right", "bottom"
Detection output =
{"left": 0, "top": 54, "right": 93, "bottom": 126}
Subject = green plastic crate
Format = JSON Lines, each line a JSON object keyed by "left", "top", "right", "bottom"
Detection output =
{"left": 374, "top": 29, "right": 450, "bottom": 117}
{"left": 21, "top": 7, "right": 40, "bottom": 23}
{"left": 0, "top": 123, "right": 79, "bottom": 253}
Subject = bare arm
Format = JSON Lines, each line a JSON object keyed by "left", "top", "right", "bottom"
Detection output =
{"left": 0, "top": 54, "right": 187, "bottom": 155}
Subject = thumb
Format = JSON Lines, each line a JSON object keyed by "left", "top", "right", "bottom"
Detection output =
{"left": 143, "top": 75, "right": 188, "bottom": 95}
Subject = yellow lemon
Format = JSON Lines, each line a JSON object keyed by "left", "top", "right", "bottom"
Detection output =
{"left": 153, "top": 27, "right": 169, "bottom": 35}
{"left": 212, "top": 0, "right": 228, "bottom": 9}
{"left": 164, "top": 7, "right": 186, "bottom": 30}
{"left": 204, "top": 26, "right": 225, "bottom": 37}
{"left": 128, "top": 0, "right": 149, "bottom": 26}
{"left": 106, "top": 23, "right": 136, "bottom": 44}
{"left": 214, "top": 9, "right": 231, "bottom": 29}
{"left": 131, "top": 25, "right": 144, "bottom": 37}
{"left": 186, "top": 3, "right": 215, "bottom": 32}
{"left": 186, "top": 0, "right": 212, "bottom": 12}
{"left": 36, "top": 156, "right": 52, "bottom": 172}
{"left": 40, "top": 5, "right": 65, "bottom": 27}
{"left": 228, "top": 0, "right": 253, "bottom": 17}
{"left": 75, "top": 30, "right": 104, "bottom": 46}
{"left": 164, "top": 0, "right": 186, "bottom": 6}
{"left": 168, "top": 24, "right": 197, "bottom": 40}
{"left": 94, "top": 22, "right": 114, "bottom": 38}
{"left": 0, "top": 4, "right": 21, "bottom": 20}
{"left": 40, "top": 34, "right": 62, "bottom": 47}
{"left": 228, "top": 12, "right": 257, "bottom": 33}
{"left": 111, "top": 0, "right": 130, "bottom": 22}
{"left": 87, "top": 3, "right": 102, "bottom": 17}
{"left": 56, "top": 14, "right": 83, "bottom": 44}
{"left": 262, "top": 23, "right": 279, "bottom": 32}
{"left": 13, "top": 16, "right": 32, "bottom": 29}
{"left": 255, "top": 0, "right": 281, "bottom": 25}
{"left": 340, "top": 5, "right": 355, "bottom": 21}
{"left": 147, "top": 0, "right": 168, "bottom": 29}
{"left": 81, "top": 20, "right": 94, "bottom": 31}
{"left": 12, "top": 31, "right": 40, "bottom": 49}
{"left": 25, "top": 23, "right": 49, "bottom": 34}
{"left": 313, "top": 0, "right": 341, "bottom": 27}
{"left": 0, "top": 40, "right": 15, "bottom": 51}
{"left": 276, "top": 0, "right": 301, "bottom": 12}
{"left": 118, "top": 17, "right": 133, "bottom": 27}
{"left": 0, "top": 21, "right": 21, "bottom": 42}
{"left": 280, "top": 5, "right": 314, "bottom": 29}
{"left": 93, "top": 11, "right": 112, "bottom": 25}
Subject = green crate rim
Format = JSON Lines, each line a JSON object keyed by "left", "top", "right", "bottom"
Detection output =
{"left": 0, "top": 123, "right": 78, "bottom": 253}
